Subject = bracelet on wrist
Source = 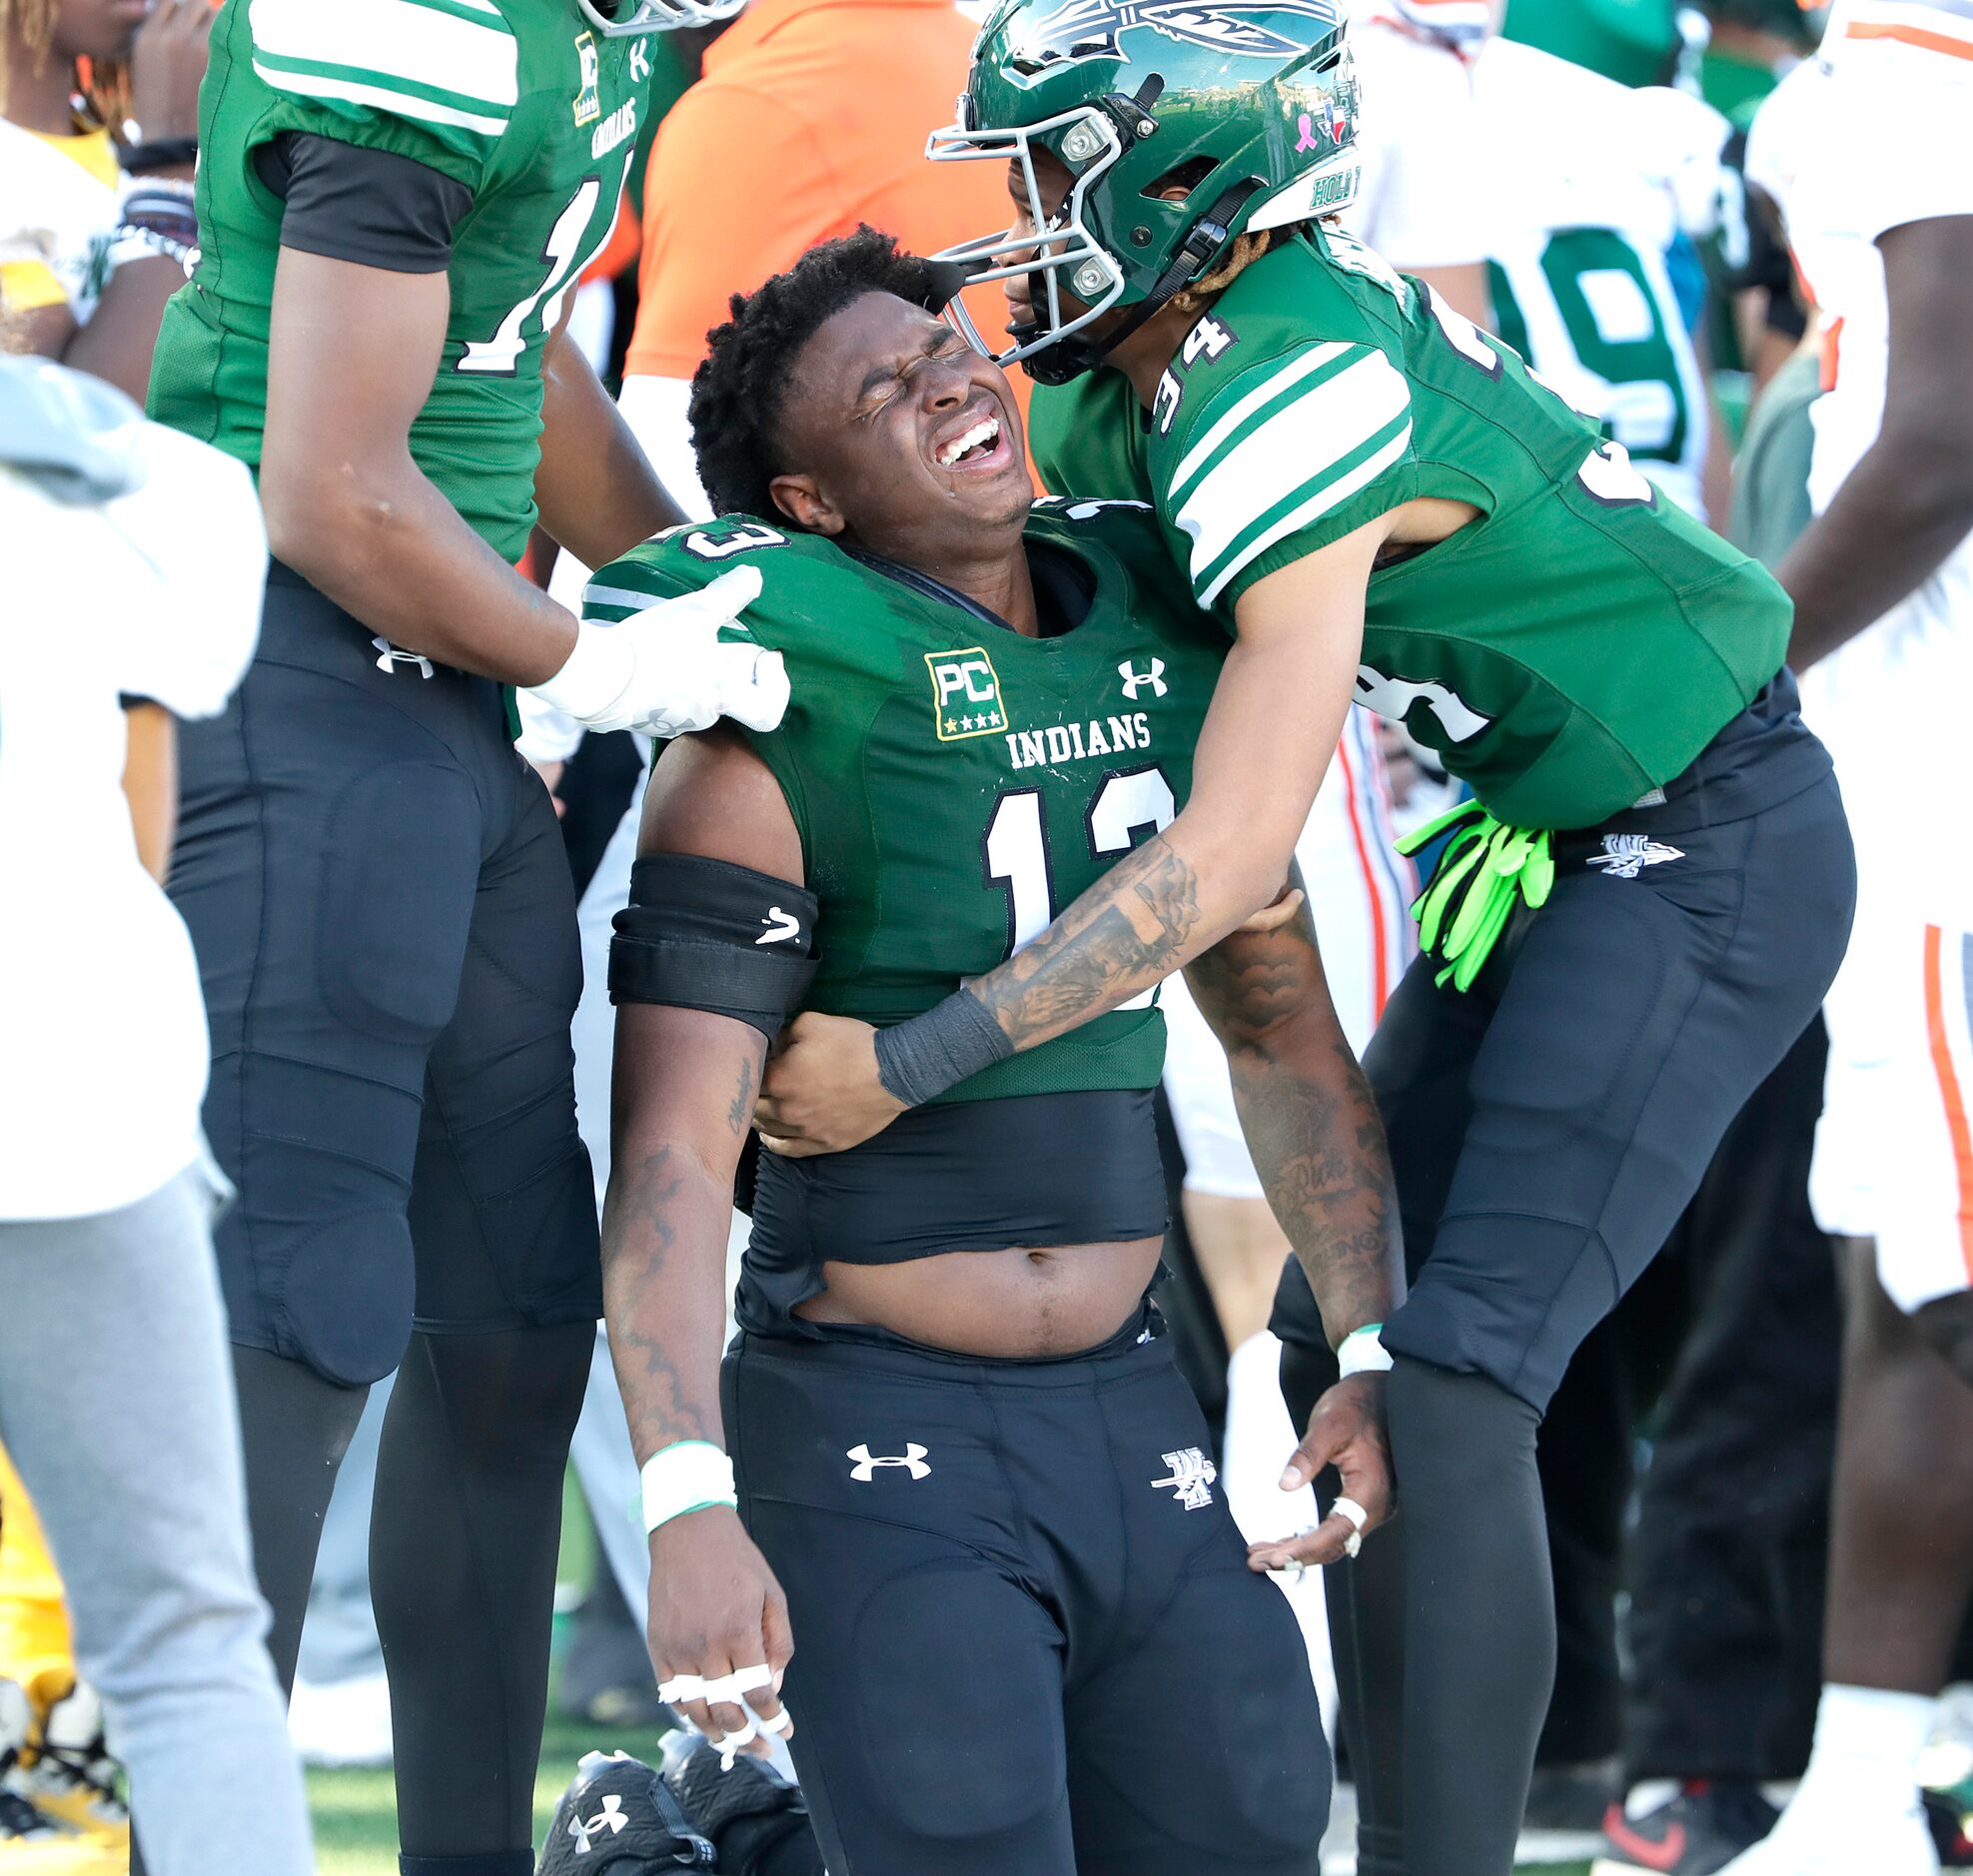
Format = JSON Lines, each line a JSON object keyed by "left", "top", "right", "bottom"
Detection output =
{"left": 872, "top": 988, "right": 1012, "bottom": 1108}
{"left": 1337, "top": 1324, "right": 1392, "bottom": 1379}
{"left": 638, "top": 1439, "right": 737, "bottom": 1535}
{"left": 110, "top": 224, "right": 199, "bottom": 279}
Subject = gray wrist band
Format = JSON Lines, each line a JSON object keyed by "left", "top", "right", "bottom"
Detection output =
{"left": 873, "top": 990, "right": 1014, "bottom": 1108}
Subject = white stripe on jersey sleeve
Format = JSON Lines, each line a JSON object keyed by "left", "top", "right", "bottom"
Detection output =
{"left": 580, "top": 582, "right": 666, "bottom": 617}
{"left": 1197, "top": 422, "right": 1413, "bottom": 606}
{"left": 1176, "top": 349, "right": 1412, "bottom": 593}
{"left": 251, "top": 0, "right": 519, "bottom": 129}
{"left": 247, "top": 65, "right": 510, "bottom": 137}
{"left": 1169, "top": 342, "right": 1353, "bottom": 499}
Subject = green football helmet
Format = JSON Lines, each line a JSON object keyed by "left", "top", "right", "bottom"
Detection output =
{"left": 573, "top": 0, "right": 745, "bottom": 36}
{"left": 927, "top": 0, "right": 1361, "bottom": 384}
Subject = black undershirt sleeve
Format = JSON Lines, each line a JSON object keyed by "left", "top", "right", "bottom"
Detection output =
{"left": 254, "top": 132, "right": 473, "bottom": 274}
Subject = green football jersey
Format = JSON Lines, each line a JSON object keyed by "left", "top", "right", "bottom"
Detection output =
{"left": 1031, "top": 225, "right": 1792, "bottom": 830}
{"left": 585, "top": 502, "right": 1228, "bottom": 1104}
{"left": 149, "top": 0, "right": 651, "bottom": 563}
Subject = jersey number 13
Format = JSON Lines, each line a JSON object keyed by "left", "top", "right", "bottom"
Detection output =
{"left": 983, "top": 766, "right": 1177, "bottom": 1012}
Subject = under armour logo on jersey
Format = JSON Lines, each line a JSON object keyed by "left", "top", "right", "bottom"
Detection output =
{"left": 848, "top": 1443, "right": 931, "bottom": 1481}
{"left": 757, "top": 907, "right": 801, "bottom": 946}
{"left": 1587, "top": 835, "right": 1684, "bottom": 880}
{"left": 372, "top": 635, "right": 435, "bottom": 680}
{"left": 1151, "top": 1447, "right": 1218, "bottom": 1509}
{"left": 1118, "top": 657, "right": 1168, "bottom": 699}
{"left": 567, "top": 1793, "right": 628, "bottom": 1853}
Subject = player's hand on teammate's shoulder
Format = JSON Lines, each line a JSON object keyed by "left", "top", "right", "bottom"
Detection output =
{"left": 1246, "top": 1372, "right": 1394, "bottom": 1573}
{"left": 646, "top": 1506, "right": 794, "bottom": 1764}
{"left": 527, "top": 566, "right": 790, "bottom": 740}
{"left": 755, "top": 1013, "right": 904, "bottom": 1158}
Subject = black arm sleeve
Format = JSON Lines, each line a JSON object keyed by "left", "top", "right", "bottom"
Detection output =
{"left": 609, "top": 855, "right": 820, "bottom": 1043}
{"left": 254, "top": 132, "right": 473, "bottom": 274}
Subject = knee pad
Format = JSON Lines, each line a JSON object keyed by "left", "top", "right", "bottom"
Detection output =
{"left": 832, "top": 1561, "right": 1065, "bottom": 1846}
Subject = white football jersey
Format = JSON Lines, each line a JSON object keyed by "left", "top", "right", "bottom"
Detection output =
{"left": 1473, "top": 38, "right": 1729, "bottom": 519}
{"left": 1756, "top": 2, "right": 1973, "bottom": 509}
{"left": 1341, "top": 10, "right": 1500, "bottom": 270}
{"left": 1750, "top": 1, "right": 1973, "bottom": 749}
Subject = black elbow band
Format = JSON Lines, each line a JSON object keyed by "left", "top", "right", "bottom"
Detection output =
{"left": 608, "top": 854, "right": 819, "bottom": 1042}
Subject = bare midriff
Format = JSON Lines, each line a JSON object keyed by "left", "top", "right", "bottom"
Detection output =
{"left": 794, "top": 1235, "right": 1165, "bottom": 1359}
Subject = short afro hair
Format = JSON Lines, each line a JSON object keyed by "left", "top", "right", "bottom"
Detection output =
{"left": 688, "top": 227, "right": 960, "bottom": 523}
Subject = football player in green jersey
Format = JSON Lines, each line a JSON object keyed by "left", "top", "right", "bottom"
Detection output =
{"left": 750, "top": 6, "right": 1858, "bottom": 1872}
{"left": 145, "top": 4, "right": 783, "bottom": 1872}
{"left": 594, "top": 229, "right": 1396, "bottom": 1876}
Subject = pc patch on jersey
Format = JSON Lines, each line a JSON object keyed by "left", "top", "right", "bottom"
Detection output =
{"left": 925, "top": 647, "right": 1008, "bottom": 740}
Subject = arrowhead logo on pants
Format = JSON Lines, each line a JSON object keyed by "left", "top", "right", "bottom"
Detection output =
{"left": 847, "top": 1442, "right": 931, "bottom": 1481}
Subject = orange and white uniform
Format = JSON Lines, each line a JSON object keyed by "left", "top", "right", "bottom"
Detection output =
{"left": 1752, "top": 8, "right": 1973, "bottom": 1309}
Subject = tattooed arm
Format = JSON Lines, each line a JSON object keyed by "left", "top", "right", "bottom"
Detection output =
{"left": 602, "top": 726, "right": 802, "bottom": 1750}
{"left": 1185, "top": 877, "right": 1403, "bottom": 1569}
{"left": 1182, "top": 876, "right": 1402, "bottom": 1349}
{"left": 756, "top": 523, "right": 1380, "bottom": 1154}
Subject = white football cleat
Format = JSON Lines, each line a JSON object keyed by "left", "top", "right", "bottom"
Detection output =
{"left": 1716, "top": 1791, "right": 1940, "bottom": 1876}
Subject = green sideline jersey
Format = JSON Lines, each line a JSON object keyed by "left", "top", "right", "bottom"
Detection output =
{"left": 585, "top": 502, "right": 1229, "bottom": 1104}
{"left": 149, "top": 0, "right": 650, "bottom": 563}
{"left": 1030, "top": 224, "right": 1793, "bottom": 830}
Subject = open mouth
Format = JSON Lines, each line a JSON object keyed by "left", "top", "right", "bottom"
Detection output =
{"left": 934, "top": 412, "right": 1005, "bottom": 470}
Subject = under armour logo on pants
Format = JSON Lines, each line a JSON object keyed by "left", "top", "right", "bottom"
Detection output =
{"left": 847, "top": 1442, "right": 931, "bottom": 1481}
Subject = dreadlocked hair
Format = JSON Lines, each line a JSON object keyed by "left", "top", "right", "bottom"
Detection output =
{"left": 1170, "top": 229, "right": 1278, "bottom": 318}
{"left": 689, "top": 226, "right": 952, "bottom": 524}
{"left": 0, "top": 0, "right": 133, "bottom": 128}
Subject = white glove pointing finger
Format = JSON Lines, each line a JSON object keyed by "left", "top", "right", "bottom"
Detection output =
{"left": 525, "top": 565, "right": 768, "bottom": 737}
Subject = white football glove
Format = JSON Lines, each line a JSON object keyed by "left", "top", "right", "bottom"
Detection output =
{"left": 524, "top": 565, "right": 788, "bottom": 738}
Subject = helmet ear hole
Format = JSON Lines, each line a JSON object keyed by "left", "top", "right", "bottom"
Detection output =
{"left": 1141, "top": 154, "right": 1216, "bottom": 203}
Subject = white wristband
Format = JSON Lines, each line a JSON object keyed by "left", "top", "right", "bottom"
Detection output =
{"left": 528, "top": 620, "right": 636, "bottom": 726}
{"left": 1337, "top": 1325, "right": 1393, "bottom": 1379}
{"left": 639, "top": 1441, "right": 737, "bottom": 1535}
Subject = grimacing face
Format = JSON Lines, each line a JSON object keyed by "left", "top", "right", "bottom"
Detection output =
{"left": 767, "top": 291, "right": 1034, "bottom": 565}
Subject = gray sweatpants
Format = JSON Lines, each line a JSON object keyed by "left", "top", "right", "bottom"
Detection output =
{"left": 0, "top": 1168, "right": 313, "bottom": 1876}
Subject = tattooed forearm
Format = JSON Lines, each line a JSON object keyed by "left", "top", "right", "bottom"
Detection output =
{"left": 968, "top": 836, "right": 1208, "bottom": 1049}
{"left": 727, "top": 1056, "right": 756, "bottom": 1136}
{"left": 599, "top": 1139, "right": 732, "bottom": 1462}
{"left": 1230, "top": 1039, "right": 1400, "bottom": 1341}
{"left": 1189, "top": 903, "right": 1403, "bottom": 1343}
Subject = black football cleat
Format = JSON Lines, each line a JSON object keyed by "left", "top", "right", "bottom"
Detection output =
{"left": 658, "top": 1732, "right": 824, "bottom": 1876}
{"left": 536, "top": 1750, "right": 716, "bottom": 1871}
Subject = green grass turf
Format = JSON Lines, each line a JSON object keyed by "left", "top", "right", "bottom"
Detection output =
{"left": 306, "top": 1738, "right": 1592, "bottom": 1876}
{"left": 309, "top": 1714, "right": 639, "bottom": 1873}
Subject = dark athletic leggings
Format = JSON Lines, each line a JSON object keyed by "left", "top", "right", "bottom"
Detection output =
{"left": 1281, "top": 1346, "right": 1552, "bottom": 1876}
{"left": 134, "top": 1326, "right": 589, "bottom": 1876}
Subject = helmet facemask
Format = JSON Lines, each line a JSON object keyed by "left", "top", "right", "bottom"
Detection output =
{"left": 926, "top": 101, "right": 1135, "bottom": 383}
